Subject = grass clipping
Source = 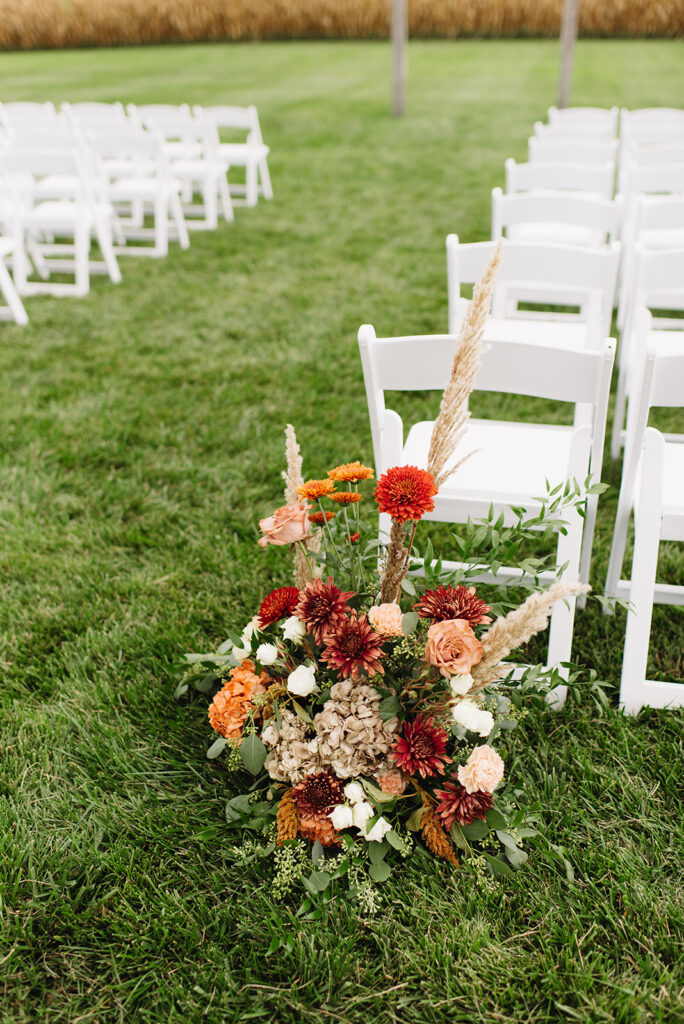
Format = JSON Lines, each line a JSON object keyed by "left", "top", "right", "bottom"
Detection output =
{"left": 427, "top": 242, "right": 502, "bottom": 489}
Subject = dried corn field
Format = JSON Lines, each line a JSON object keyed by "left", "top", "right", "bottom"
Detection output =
{"left": 0, "top": 0, "right": 681, "bottom": 50}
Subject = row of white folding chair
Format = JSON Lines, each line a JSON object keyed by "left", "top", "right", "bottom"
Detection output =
{"left": 492, "top": 187, "right": 622, "bottom": 249}
{"left": 504, "top": 158, "right": 614, "bottom": 200}
{"left": 603, "top": 314, "right": 684, "bottom": 713}
{"left": 617, "top": 191, "right": 684, "bottom": 333}
{"left": 358, "top": 323, "right": 615, "bottom": 704}
{"left": 529, "top": 135, "right": 619, "bottom": 168}
{"left": 547, "top": 106, "right": 619, "bottom": 137}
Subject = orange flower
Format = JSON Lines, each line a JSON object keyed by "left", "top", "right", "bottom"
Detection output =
{"left": 298, "top": 815, "right": 342, "bottom": 848}
{"left": 329, "top": 491, "right": 361, "bottom": 505}
{"left": 208, "top": 660, "right": 269, "bottom": 740}
{"left": 328, "top": 461, "right": 374, "bottom": 483}
{"left": 308, "top": 510, "right": 335, "bottom": 525}
{"left": 258, "top": 503, "right": 310, "bottom": 548}
{"left": 425, "top": 619, "right": 483, "bottom": 679}
{"left": 297, "top": 479, "right": 336, "bottom": 501}
{"left": 375, "top": 465, "right": 438, "bottom": 523}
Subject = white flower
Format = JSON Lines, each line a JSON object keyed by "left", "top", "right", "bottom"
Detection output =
{"left": 449, "top": 673, "right": 474, "bottom": 696}
{"left": 452, "top": 699, "right": 494, "bottom": 737}
{"left": 351, "top": 800, "right": 374, "bottom": 829}
{"left": 344, "top": 781, "right": 366, "bottom": 805}
{"left": 256, "top": 642, "right": 279, "bottom": 666}
{"left": 241, "top": 616, "right": 259, "bottom": 648}
{"left": 231, "top": 646, "right": 251, "bottom": 663}
{"left": 287, "top": 663, "right": 317, "bottom": 697}
{"left": 362, "top": 816, "right": 393, "bottom": 843}
{"left": 328, "top": 803, "right": 354, "bottom": 830}
{"left": 282, "top": 616, "right": 306, "bottom": 643}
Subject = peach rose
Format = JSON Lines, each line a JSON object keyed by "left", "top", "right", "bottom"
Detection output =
{"left": 425, "top": 618, "right": 483, "bottom": 678}
{"left": 376, "top": 768, "right": 407, "bottom": 795}
{"left": 258, "top": 503, "right": 310, "bottom": 548}
{"left": 457, "top": 745, "right": 504, "bottom": 794}
{"left": 368, "top": 603, "right": 404, "bottom": 637}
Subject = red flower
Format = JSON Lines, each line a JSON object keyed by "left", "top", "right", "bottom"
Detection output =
{"left": 293, "top": 770, "right": 345, "bottom": 820}
{"left": 391, "top": 716, "right": 452, "bottom": 778}
{"left": 349, "top": 532, "right": 360, "bottom": 544}
{"left": 257, "top": 586, "right": 300, "bottom": 628}
{"left": 434, "top": 781, "right": 493, "bottom": 829}
{"left": 375, "top": 465, "right": 438, "bottom": 524}
{"left": 295, "top": 577, "right": 354, "bottom": 644}
{"left": 321, "top": 611, "right": 385, "bottom": 679}
{"left": 415, "top": 584, "right": 492, "bottom": 626}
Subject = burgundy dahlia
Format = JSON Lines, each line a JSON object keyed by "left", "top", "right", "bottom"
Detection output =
{"left": 434, "top": 781, "right": 493, "bottom": 829}
{"left": 391, "top": 715, "right": 452, "bottom": 779}
{"left": 257, "top": 586, "right": 300, "bottom": 628}
{"left": 415, "top": 584, "right": 492, "bottom": 626}
{"left": 295, "top": 576, "right": 354, "bottom": 644}
{"left": 321, "top": 611, "right": 385, "bottom": 680}
{"left": 292, "top": 770, "right": 345, "bottom": 820}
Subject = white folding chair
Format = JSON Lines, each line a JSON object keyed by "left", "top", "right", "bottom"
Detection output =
{"left": 89, "top": 132, "right": 189, "bottom": 258}
{"left": 612, "top": 249, "right": 684, "bottom": 460}
{"left": 529, "top": 136, "right": 618, "bottom": 167}
{"left": 617, "top": 194, "right": 684, "bottom": 333}
{"left": 622, "top": 108, "right": 684, "bottom": 130}
{"left": 619, "top": 427, "right": 684, "bottom": 714}
{"left": 0, "top": 149, "right": 120, "bottom": 297}
{"left": 492, "top": 187, "right": 622, "bottom": 249}
{"left": 504, "top": 158, "right": 614, "bottom": 199}
{"left": 194, "top": 105, "right": 272, "bottom": 207}
{"left": 62, "top": 101, "right": 130, "bottom": 132}
{"left": 0, "top": 102, "right": 61, "bottom": 133}
{"left": 358, "top": 325, "right": 615, "bottom": 687}
{"left": 548, "top": 106, "right": 619, "bottom": 137}
{"left": 0, "top": 233, "right": 28, "bottom": 325}
{"left": 534, "top": 120, "right": 617, "bottom": 144}
{"left": 127, "top": 104, "right": 201, "bottom": 161}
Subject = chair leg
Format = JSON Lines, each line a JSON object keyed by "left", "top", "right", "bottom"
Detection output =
{"left": 259, "top": 156, "right": 273, "bottom": 200}
{"left": 11, "top": 229, "right": 30, "bottom": 295}
{"left": 203, "top": 176, "right": 218, "bottom": 230}
{"left": 170, "top": 194, "right": 190, "bottom": 250}
{"left": 619, "top": 432, "right": 663, "bottom": 715}
{"left": 95, "top": 219, "right": 122, "bottom": 284}
{"left": 578, "top": 491, "right": 599, "bottom": 592}
{"left": 245, "top": 160, "right": 258, "bottom": 207}
{"left": 0, "top": 259, "right": 29, "bottom": 325}
{"left": 74, "top": 225, "right": 90, "bottom": 296}
{"left": 605, "top": 489, "right": 633, "bottom": 605}
{"left": 546, "top": 507, "right": 583, "bottom": 709}
{"left": 611, "top": 364, "right": 629, "bottom": 461}
{"left": 218, "top": 175, "right": 234, "bottom": 222}
{"left": 153, "top": 198, "right": 169, "bottom": 257}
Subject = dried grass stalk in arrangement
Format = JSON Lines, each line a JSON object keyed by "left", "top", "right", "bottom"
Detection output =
{"left": 427, "top": 242, "right": 503, "bottom": 489}
{"left": 281, "top": 423, "right": 318, "bottom": 587}
{"left": 471, "top": 580, "right": 591, "bottom": 686}
{"left": 379, "top": 520, "right": 409, "bottom": 604}
{"left": 276, "top": 789, "right": 300, "bottom": 844}
{"left": 419, "top": 794, "right": 459, "bottom": 866}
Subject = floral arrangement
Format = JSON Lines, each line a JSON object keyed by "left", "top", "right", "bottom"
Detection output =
{"left": 177, "top": 248, "right": 591, "bottom": 905}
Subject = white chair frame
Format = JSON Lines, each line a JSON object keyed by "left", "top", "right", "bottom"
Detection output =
{"left": 492, "top": 187, "right": 623, "bottom": 249}
{"left": 194, "top": 105, "right": 272, "bottom": 207}
{"left": 529, "top": 136, "right": 619, "bottom": 167}
{"left": 504, "top": 158, "right": 614, "bottom": 200}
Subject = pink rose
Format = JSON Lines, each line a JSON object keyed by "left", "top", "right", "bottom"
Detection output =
{"left": 457, "top": 745, "right": 504, "bottom": 794}
{"left": 368, "top": 603, "right": 404, "bottom": 637}
{"left": 258, "top": 503, "right": 310, "bottom": 548}
{"left": 425, "top": 619, "right": 483, "bottom": 678}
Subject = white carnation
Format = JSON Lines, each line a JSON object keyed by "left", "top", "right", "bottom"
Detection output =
{"left": 328, "top": 804, "right": 354, "bottom": 830}
{"left": 351, "top": 800, "right": 374, "bottom": 829}
{"left": 231, "top": 646, "right": 251, "bottom": 663}
{"left": 256, "top": 642, "right": 279, "bottom": 666}
{"left": 452, "top": 699, "right": 494, "bottom": 737}
{"left": 362, "top": 816, "right": 393, "bottom": 843}
{"left": 287, "top": 663, "right": 317, "bottom": 697}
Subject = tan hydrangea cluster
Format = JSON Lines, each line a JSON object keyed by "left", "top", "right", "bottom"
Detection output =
{"left": 262, "top": 681, "right": 399, "bottom": 784}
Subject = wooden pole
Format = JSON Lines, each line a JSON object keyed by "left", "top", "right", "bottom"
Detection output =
{"left": 391, "top": 0, "right": 408, "bottom": 117}
{"left": 557, "top": 0, "right": 580, "bottom": 109}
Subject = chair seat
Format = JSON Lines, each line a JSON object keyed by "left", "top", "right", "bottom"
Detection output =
{"left": 217, "top": 142, "right": 269, "bottom": 165}
{"left": 170, "top": 158, "right": 225, "bottom": 177}
{"left": 162, "top": 141, "right": 204, "bottom": 161}
{"left": 23, "top": 201, "right": 94, "bottom": 228}
{"left": 102, "top": 157, "right": 156, "bottom": 178}
{"left": 109, "top": 177, "right": 181, "bottom": 200}
{"left": 34, "top": 175, "right": 81, "bottom": 199}
{"left": 483, "top": 316, "right": 591, "bottom": 350}
{"left": 508, "top": 223, "right": 606, "bottom": 247}
{"left": 403, "top": 418, "right": 582, "bottom": 521}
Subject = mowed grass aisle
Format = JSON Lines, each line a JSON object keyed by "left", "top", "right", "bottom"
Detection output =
{"left": 1, "top": 40, "right": 683, "bottom": 1023}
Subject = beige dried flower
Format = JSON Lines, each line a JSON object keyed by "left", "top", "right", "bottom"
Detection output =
{"left": 262, "top": 709, "right": 322, "bottom": 784}
{"left": 313, "top": 680, "right": 399, "bottom": 779}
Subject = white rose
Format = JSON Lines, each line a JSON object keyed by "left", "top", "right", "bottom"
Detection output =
{"left": 287, "top": 663, "right": 317, "bottom": 697}
{"left": 362, "top": 816, "right": 393, "bottom": 843}
{"left": 452, "top": 699, "right": 494, "bottom": 737}
{"left": 352, "top": 801, "right": 374, "bottom": 830}
{"left": 328, "top": 804, "right": 354, "bottom": 830}
{"left": 344, "top": 782, "right": 365, "bottom": 805}
{"left": 231, "top": 646, "right": 251, "bottom": 663}
{"left": 449, "top": 673, "right": 474, "bottom": 696}
{"left": 241, "top": 617, "right": 259, "bottom": 648}
{"left": 256, "top": 642, "right": 279, "bottom": 666}
{"left": 282, "top": 616, "right": 306, "bottom": 643}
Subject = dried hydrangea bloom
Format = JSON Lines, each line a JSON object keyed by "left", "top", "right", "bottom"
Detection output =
{"left": 262, "top": 709, "right": 322, "bottom": 784}
{"left": 313, "top": 680, "right": 399, "bottom": 779}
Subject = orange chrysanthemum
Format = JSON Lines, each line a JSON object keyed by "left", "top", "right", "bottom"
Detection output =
{"left": 208, "top": 660, "right": 269, "bottom": 740}
{"left": 327, "top": 462, "right": 374, "bottom": 483}
{"left": 308, "top": 510, "right": 335, "bottom": 525}
{"left": 375, "top": 465, "right": 438, "bottom": 524}
{"left": 297, "top": 479, "right": 336, "bottom": 501}
{"left": 329, "top": 492, "right": 362, "bottom": 505}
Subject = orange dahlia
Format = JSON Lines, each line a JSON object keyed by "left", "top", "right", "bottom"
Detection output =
{"left": 434, "top": 781, "right": 493, "bottom": 829}
{"left": 308, "top": 510, "right": 335, "bottom": 525}
{"left": 321, "top": 611, "right": 385, "bottom": 679}
{"left": 375, "top": 465, "right": 438, "bottom": 524}
{"left": 208, "top": 661, "right": 269, "bottom": 740}
{"left": 295, "top": 577, "right": 353, "bottom": 644}
{"left": 329, "top": 491, "right": 362, "bottom": 505}
{"left": 297, "top": 479, "right": 336, "bottom": 501}
{"left": 415, "top": 584, "right": 492, "bottom": 627}
{"left": 391, "top": 715, "right": 452, "bottom": 778}
{"left": 327, "top": 461, "right": 374, "bottom": 483}
{"left": 257, "top": 586, "right": 300, "bottom": 628}
{"left": 298, "top": 815, "right": 342, "bottom": 848}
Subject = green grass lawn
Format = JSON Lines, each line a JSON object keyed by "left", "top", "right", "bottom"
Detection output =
{"left": 1, "top": 39, "right": 683, "bottom": 1024}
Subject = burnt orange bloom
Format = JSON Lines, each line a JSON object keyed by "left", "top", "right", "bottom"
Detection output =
{"left": 308, "top": 510, "right": 335, "bottom": 525}
{"left": 327, "top": 461, "right": 374, "bottom": 483}
{"left": 375, "top": 465, "right": 438, "bottom": 523}
{"left": 208, "top": 660, "right": 269, "bottom": 740}
{"left": 329, "top": 491, "right": 361, "bottom": 505}
{"left": 297, "top": 479, "right": 336, "bottom": 501}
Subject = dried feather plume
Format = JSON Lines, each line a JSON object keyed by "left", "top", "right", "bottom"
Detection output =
{"left": 427, "top": 242, "right": 503, "bottom": 489}
{"left": 471, "top": 580, "right": 591, "bottom": 686}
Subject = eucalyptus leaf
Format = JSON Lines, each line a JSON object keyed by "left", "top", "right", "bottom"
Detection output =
{"left": 206, "top": 737, "right": 228, "bottom": 760}
{"left": 449, "top": 823, "right": 469, "bottom": 852}
{"left": 311, "top": 840, "right": 324, "bottom": 865}
{"left": 485, "top": 808, "right": 507, "bottom": 830}
{"left": 361, "top": 779, "right": 396, "bottom": 805}
{"left": 292, "top": 700, "right": 313, "bottom": 724}
{"left": 484, "top": 853, "right": 514, "bottom": 877}
{"left": 401, "top": 611, "right": 419, "bottom": 635}
{"left": 505, "top": 846, "right": 529, "bottom": 869}
{"left": 174, "top": 681, "right": 189, "bottom": 699}
{"left": 378, "top": 695, "right": 401, "bottom": 722}
{"left": 461, "top": 818, "right": 489, "bottom": 841}
{"left": 385, "top": 829, "right": 406, "bottom": 852}
{"left": 368, "top": 840, "right": 389, "bottom": 864}
{"left": 406, "top": 806, "right": 426, "bottom": 831}
{"left": 496, "top": 830, "right": 519, "bottom": 852}
{"left": 240, "top": 734, "right": 267, "bottom": 775}
{"left": 368, "top": 860, "right": 392, "bottom": 883}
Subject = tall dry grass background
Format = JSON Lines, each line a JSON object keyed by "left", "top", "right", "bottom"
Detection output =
{"left": 0, "top": 0, "right": 681, "bottom": 50}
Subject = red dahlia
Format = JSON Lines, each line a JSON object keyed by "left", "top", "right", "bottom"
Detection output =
{"left": 321, "top": 610, "right": 385, "bottom": 679}
{"left": 375, "top": 465, "right": 438, "bottom": 524}
{"left": 434, "top": 781, "right": 493, "bottom": 829}
{"left": 292, "top": 770, "right": 345, "bottom": 820}
{"left": 257, "top": 586, "right": 300, "bottom": 628}
{"left": 391, "top": 715, "right": 452, "bottom": 778}
{"left": 295, "top": 577, "right": 354, "bottom": 644}
{"left": 415, "top": 584, "right": 492, "bottom": 626}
